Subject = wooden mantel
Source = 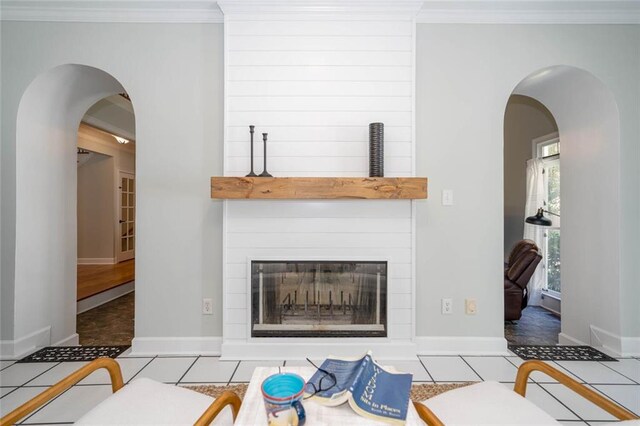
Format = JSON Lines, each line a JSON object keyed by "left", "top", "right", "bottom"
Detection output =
{"left": 210, "top": 177, "right": 428, "bottom": 200}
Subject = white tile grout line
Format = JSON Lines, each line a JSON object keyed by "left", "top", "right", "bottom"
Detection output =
{"left": 0, "top": 387, "right": 20, "bottom": 399}
{"left": 175, "top": 356, "right": 201, "bottom": 385}
{"left": 416, "top": 355, "right": 435, "bottom": 383}
{"left": 536, "top": 382, "right": 587, "bottom": 422}
{"left": 502, "top": 356, "right": 590, "bottom": 421}
{"left": 126, "top": 356, "right": 158, "bottom": 384}
{"left": 226, "top": 361, "right": 242, "bottom": 386}
{"left": 0, "top": 362, "right": 17, "bottom": 371}
{"left": 597, "top": 360, "right": 640, "bottom": 385}
{"left": 587, "top": 384, "right": 640, "bottom": 416}
{"left": 20, "top": 362, "right": 63, "bottom": 387}
{"left": 18, "top": 384, "right": 112, "bottom": 425}
{"left": 458, "top": 356, "right": 483, "bottom": 381}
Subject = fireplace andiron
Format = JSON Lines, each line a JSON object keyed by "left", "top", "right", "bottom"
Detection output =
{"left": 259, "top": 132, "right": 273, "bottom": 177}
{"left": 245, "top": 125, "right": 257, "bottom": 177}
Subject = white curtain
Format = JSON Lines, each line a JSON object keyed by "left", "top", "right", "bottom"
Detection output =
{"left": 524, "top": 158, "right": 545, "bottom": 306}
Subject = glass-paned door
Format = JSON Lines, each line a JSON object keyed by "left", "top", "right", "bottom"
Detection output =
{"left": 543, "top": 157, "right": 560, "bottom": 294}
{"left": 117, "top": 171, "right": 135, "bottom": 262}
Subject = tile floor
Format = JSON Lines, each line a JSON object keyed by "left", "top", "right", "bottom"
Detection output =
{"left": 0, "top": 353, "right": 638, "bottom": 424}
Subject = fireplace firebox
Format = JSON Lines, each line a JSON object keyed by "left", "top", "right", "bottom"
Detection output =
{"left": 251, "top": 261, "right": 387, "bottom": 338}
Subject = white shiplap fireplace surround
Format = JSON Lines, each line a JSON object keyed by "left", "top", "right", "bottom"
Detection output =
{"left": 220, "top": 1, "right": 422, "bottom": 359}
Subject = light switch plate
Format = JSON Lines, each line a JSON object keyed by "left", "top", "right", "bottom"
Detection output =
{"left": 442, "top": 189, "right": 454, "bottom": 206}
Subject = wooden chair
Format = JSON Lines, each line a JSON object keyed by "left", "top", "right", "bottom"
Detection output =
{"left": 0, "top": 358, "right": 241, "bottom": 426}
{"left": 414, "top": 360, "right": 639, "bottom": 425}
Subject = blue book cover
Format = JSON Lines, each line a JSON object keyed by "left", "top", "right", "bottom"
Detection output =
{"left": 304, "top": 352, "right": 413, "bottom": 424}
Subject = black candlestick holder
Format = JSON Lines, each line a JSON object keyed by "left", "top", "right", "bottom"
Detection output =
{"left": 245, "top": 125, "right": 257, "bottom": 177}
{"left": 259, "top": 132, "right": 272, "bottom": 177}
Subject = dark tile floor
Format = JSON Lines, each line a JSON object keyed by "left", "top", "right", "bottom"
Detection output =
{"left": 77, "top": 292, "right": 134, "bottom": 346}
{"left": 505, "top": 305, "right": 561, "bottom": 345}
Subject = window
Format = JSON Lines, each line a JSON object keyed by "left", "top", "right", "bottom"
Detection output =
{"left": 534, "top": 133, "right": 561, "bottom": 296}
{"left": 544, "top": 157, "right": 560, "bottom": 294}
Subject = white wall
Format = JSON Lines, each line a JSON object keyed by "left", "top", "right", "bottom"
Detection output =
{"left": 1, "top": 23, "right": 224, "bottom": 355}
{"left": 515, "top": 66, "right": 624, "bottom": 353}
{"left": 77, "top": 152, "right": 115, "bottom": 260}
{"left": 415, "top": 24, "right": 639, "bottom": 354}
{"left": 503, "top": 95, "right": 557, "bottom": 259}
{"left": 1, "top": 20, "right": 637, "bottom": 356}
{"left": 11, "top": 64, "right": 124, "bottom": 351}
{"left": 224, "top": 17, "right": 414, "bottom": 177}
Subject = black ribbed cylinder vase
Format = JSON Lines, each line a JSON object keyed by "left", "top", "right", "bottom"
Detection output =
{"left": 369, "top": 122, "right": 384, "bottom": 177}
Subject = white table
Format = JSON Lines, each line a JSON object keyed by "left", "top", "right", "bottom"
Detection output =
{"left": 234, "top": 366, "right": 422, "bottom": 425}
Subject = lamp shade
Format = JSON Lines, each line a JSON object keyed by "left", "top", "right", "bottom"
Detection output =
{"left": 525, "top": 208, "right": 553, "bottom": 227}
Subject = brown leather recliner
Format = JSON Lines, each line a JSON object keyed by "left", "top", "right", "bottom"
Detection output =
{"left": 504, "top": 240, "right": 542, "bottom": 321}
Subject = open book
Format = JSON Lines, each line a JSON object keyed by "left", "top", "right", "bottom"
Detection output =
{"left": 304, "top": 352, "right": 413, "bottom": 425}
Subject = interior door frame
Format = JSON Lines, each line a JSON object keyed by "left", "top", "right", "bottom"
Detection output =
{"left": 116, "top": 169, "right": 135, "bottom": 263}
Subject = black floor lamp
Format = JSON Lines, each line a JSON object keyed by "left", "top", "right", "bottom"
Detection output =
{"left": 525, "top": 208, "right": 560, "bottom": 226}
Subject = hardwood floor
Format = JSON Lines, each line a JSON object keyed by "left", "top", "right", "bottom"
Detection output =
{"left": 77, "top": 259, "right": 135, "bottom": 301}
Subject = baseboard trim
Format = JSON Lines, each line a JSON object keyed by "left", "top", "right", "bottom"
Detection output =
{"left": 620, "top": 336, "right": 640, "bottom": 357}
{"left": 77, "top": 282, "right": 135, "bottom": 313}
{"left": 221, "top": 340, "right": 418, "bottom": 360}
{"left": 131, "top": 337, "right": 223, "bottom": 356}
{"left": 54, "top": 333, "right": 79, "bottom": 347}
{"left": 414, "top": 336, "right": 509, "bottom": 355}
{"left": 77, "top": 258, "right": 115, "bottom": 265}
{"left": 559, "top": 328, "right": 640, "bottom": 357}
{"left": 0, "top": 326, "right": 51, "bottom": 358}
{"left": 589, "top": 325, "right": 623, "bottom": 356}
{"left": 558, "top": 332, "right": 585, "bottom": 346}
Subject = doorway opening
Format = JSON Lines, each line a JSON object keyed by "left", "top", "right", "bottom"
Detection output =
{"left": 503, "top": 94, "right": 561, "bottom": 345}
{"left": 76, "top": 94, "right": 136, "bottom": 347}
{"left": 503, "top": 65, "right": 622, "bottom": 352}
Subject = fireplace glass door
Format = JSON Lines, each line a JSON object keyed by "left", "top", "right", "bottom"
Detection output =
{"left": 251, "top": 261, "right": 387, "bottom": 338}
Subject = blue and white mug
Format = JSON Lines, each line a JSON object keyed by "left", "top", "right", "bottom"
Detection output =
{"left": 261, "top": 372, "right": 306, "bottom": 426}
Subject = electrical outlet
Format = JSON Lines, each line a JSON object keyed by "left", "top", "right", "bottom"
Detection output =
{"left": 441, "top": 298, "right": 453, "bottom": 315}
{"left": 465, "top": 298, "right": 477, "bottom": 315}
{"left": 202, "top": 298, "right": 213, "bottom": 315}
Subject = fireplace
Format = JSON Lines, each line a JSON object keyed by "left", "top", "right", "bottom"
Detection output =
{"left": 251, "top": 261, "right": 387, "bottom": 338}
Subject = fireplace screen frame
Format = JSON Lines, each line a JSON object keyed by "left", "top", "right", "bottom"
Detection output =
{"left": 250, "top": 260, "right": 388, "bottom": 338}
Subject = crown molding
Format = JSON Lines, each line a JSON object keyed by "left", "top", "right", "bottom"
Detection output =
{"left": 0, "top": 1, "right": 224, "bottom": 23}
{"left": 217, "top": 0, "right": 424, "bottom": 15}
{"left": 416, "top": 1, "right": 640, "bottom": 24}
{"left": 1, "top": 0, "right": 638, "bottom": 23}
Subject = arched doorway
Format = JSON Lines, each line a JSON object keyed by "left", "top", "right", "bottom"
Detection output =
{"left": 503, "top": 65, "right": 622, "bottom": 354}
{"left": 76, "top": 94, "right": 136, "bottom": 347}
{"left": 503, "top": 94, "right": 560, "bottom": 345}
{"left": 13, "top": 64, "right": 136, "bottom": 351}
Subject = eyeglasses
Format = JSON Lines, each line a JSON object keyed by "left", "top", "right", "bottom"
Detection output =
{"left": 304, "top": 358, "right": 337, "bottom": 399}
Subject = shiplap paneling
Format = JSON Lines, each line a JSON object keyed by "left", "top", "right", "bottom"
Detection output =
{"left": 223, "top": 17, "right": 416, "bottom": 348}
{"left": 225, "top": 18, "right": 414, "bottom": 178}
{"left": 226, "top": 125, "right": 411, "bottom": 142}
{"left": 227, "top": 35, "right": 412, "bottom": 52}
{"left": 227, "top": 81, "right": 413, "bottom": 97}
{"left": 227, "top": 51, "right": 413, "bottom": 67}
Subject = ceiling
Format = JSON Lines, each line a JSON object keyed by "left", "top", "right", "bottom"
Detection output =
{"left": 82, "top": 94, "right": 136, "bottom": 144}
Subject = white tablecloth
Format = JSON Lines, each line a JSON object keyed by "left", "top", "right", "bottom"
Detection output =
{"left": 234, "top": 366, "right": 422, "bottom": 425}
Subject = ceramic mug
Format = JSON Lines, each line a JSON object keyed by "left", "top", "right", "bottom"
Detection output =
{"left": 261, "top": 372, "right": 307, "bottom": 426}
